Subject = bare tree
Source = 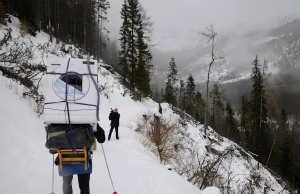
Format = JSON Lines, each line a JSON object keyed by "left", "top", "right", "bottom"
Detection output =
{"left": 200, "top": 25, "right": 218, "bottom": 135}
{"left": 136, "top": 113, "right": 181, "bottom": 163}
{"left": 0, "top": 29, "right": 46, "bottom": 115}
{"left": 199, "top": 148, "right": 232, "bottom": 189}
{"left": 47, "top": 0, "right": 52, "bottom": 42}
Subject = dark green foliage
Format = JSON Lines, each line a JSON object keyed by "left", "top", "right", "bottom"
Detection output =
{"left": 118, "top": 0, "right": 152, "bottom": 97}
{"left": 119, "top": 0, "right": 130, "bottom": 85}
{"left": 135, "top": 18, "right": 151, "bottom": 98}
{"left": 178, "top": 79, "right": 185, "bottom": 109}
{"left": 163, "top": 57, "right": 179, "bottom": 106}
{"left": 167, "top": 57, "right": 178, "bottom": 85}
{"left": 0, "top": 1, "right": 6, "bottom": 24}
{"left": 225, "top": 103, "right": 240, "bottom": 142}
{"left": 240, "top": 96, "right": 251, "bottom": 148}
{"left": 126, "top": 0, "right": 139, "bottom": 88}
{"left": 185, "top": 74, "right": 196, "bottom": 115}
{"left": 195, "top": 92, "right": 205, "bottom": 123}
{"left": 250, "top": 55, "right": 268, "bottom": 163}
{"left": 18, "top": 0, "right": 37, "bottom": 35}
{"left": 280, "top": 110, "right": 290, "bottom": 176}
{"left": 210, "top": 84, "right": 224, "bottom": 134}
{"left": 3, "top": 0, "right": 111, "bottom": 60}
{"left": 163, "top": 79, "right": 177, "bottom": 106}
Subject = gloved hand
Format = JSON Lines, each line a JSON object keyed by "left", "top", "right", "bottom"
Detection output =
{"left": 54, "top": 156, "right": 59, "bottom": 165}
{"left": 49, "top": 149, "right": 57, "bottom": 155}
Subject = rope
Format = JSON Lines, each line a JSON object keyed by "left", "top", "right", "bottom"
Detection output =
{"left": 51, "top": 154, "right": 55, "bottom": 194}
{"left": 64, "top": 58, "right": 77, "bottom": 153}
{"left": 101, "top": 144, "right": 116, "bottom": 192}
{"left": 86, "top": 56, "right": 100, "bottom": 121}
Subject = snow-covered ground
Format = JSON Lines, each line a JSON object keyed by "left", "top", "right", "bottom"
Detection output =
{"left": 0, "top": 15, "right": 225, "bottom": 194}
{"left": 0, "top": 66, "right": 287, "bottom": 194}
{"left": 0, "top": 76, "right": 210, "bottom": 194}
{"left": 0, "top": 15, "right": 290, "bottom": 194}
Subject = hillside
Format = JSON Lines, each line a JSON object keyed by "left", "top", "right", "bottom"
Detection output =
{"left": 152, "top": 16, "right": 300, "bottom": 84}
{"left": 0, "top": 16, "right": 291, "bottom": 194}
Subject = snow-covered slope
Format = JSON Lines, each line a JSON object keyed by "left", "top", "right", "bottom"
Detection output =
{"left": 152, "top": 16, "right": 300, "bottom": 85}
{"left": 0, "top": 65, "right": 288, "bottom": 194}
{"left": 0, "top": 75, "right": 208, "bottom": 194}
{"left": 278, "top": 14, "right": 300, "bottom": 27}
{"left": 0, "top": 15, "right": 85, "bottom": 65}
{"left": 0, "top": 15, "right": 290, "bottom": 194}
{"left": 0, "top": 16, "right": 221, "bottom": 194}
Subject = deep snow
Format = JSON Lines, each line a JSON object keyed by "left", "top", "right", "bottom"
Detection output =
{"left": 0, "top": 15, "right": 290, "bottom": 194}
{"left": 0, "top": 75, "right": 208, "bottom": 194}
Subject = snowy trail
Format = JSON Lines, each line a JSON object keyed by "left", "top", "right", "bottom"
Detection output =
{"left": 0, "top": 75, "right": 202, "bottom": 194}
{"left": 0, "top": 77, "right": 55, "bottom": 194}
{"left": 0, "top": 14, "right": 288, "bottom": 194}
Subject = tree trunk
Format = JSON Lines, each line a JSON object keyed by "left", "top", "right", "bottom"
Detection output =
{"left": 56, "top": 0, "right": 60, "bottom": 43}
{"left": 54, "top": 0, "right": 57, "bottom": 37}
{"left": 266, "top": 139, "right": 275, "bottom": 166}
{"left": 47, "top": 0, "right": 52, "bottom": 42}
{"left": 131, "top": 22, "right": 134, "bottom": 89}
{"left": 83, "top": 0, "right": 86, "bottom": 50}
{"left": 72, "top": 0, "right": 76, "bottom": 44}
{"left": 99, "top": 11, "right": 103, "bottom": 60}
{"left": 36, "top": 0, "right": 41, "bottom": 30}
{"left": 204, "top": 49, "right": 215, "bottom": 135}
{"left": 97, "top": 0, "right": 100, "bottom": 60}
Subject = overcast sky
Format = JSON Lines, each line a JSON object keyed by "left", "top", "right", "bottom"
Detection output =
{"left": 107, "top": 0, "right": 300, "bottom": 43}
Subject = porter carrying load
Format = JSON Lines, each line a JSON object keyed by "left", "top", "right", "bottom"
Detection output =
{"left": 43, "top": 57, "right": 99, "bottom": 174}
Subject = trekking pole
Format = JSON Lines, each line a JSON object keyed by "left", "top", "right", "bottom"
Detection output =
{"left": 101, "top": 144, "right": 117, "bottom": 194}
{"left": 50, "top": 154, "right": 55, "bottom": 194}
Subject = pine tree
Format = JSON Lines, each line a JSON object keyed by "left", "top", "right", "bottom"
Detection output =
{"left": 119, "top": 0, "right": 152, "bottom": 94}
{"left": 126, "top": 0, "right": 140, "bottom": 89}
{"left": 97, "top": 0, "right": 110, "bottom": 59}
{"left": 3, "top": 0, "right": 112, "bottom": 59}
{"left": 163, "top": 78, "right": 177, "bottom": 106}
{"left": 167, "top": 57, "right": 178, "bottom": 86}
{"left": 195, "top": 92, "right": 206, "bottom": 123}
{"left": 185, "top": 74, "right": 196, "bottom": 115}
{"left": 240, "top": 96, "right": 251, "bottom": 148}
{"left": 18, "top": 0, "right": 37, "bottom": 35}
{"left": 279, "top": 109, "right": 290, "bottom": 176}
{"left": 163, "top": 57, "right": 179, "bottom": 107}
{"left": 135, "top": 15, "right": 151, "bottom": 99}
{"left": 178, "top": 79, "right": 185, "bottom": 109}
{"left": 225, "top": 103, "right": 239, "bottom": 142}
{"left": 288, "top": 114, "right": 300, "bottom": 185}
{"left": 210, "top": 84, "right": 224, "bottom": 134}
{"left": 119, "top": 0, "right": 130, "bottom": 85}
{"left": 0, "top": 0, "right": 6, "bottom": 24}
{"left": 265, "top": 91, "right": 286, "bottom": 168}
{"left": 250, "top": 55, "right": 268, "bottom": 163}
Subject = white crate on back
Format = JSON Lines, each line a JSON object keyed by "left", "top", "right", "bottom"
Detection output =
{"left": 43, "top": 57, "right": 98, "bottom": 124}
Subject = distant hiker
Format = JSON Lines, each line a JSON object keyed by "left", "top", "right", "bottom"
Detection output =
{"left": 108, "top": 108, "right": 120, "bottom": 140}
{"left": 50, "top": 123, "right": 106, "bottom": 194}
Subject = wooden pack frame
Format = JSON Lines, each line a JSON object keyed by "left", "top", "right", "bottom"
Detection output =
{"left": 56, "top": 146, "right": 88, "bottom": 171}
